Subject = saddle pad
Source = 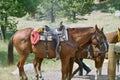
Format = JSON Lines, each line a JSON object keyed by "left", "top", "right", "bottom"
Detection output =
{"left": 31, "top": 31, "right": 40, "bottom": 45}
{"left": 40, "top": 29, "right": 68, "bottom": 41}
{"left": 40, "top": 34, "right": 67, "bottom": 41}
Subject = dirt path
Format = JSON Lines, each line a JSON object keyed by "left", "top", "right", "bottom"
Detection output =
{"left": 28, "top": 60, "right": 119, "bottom": 80}
{"left": 11, "top": 59, "right": 120, "bottom": 80}
{"left": 36, "top": 60, "right": 120, "bottom": 80}
{"left": 40, "top": 63, "right": 108, "bottom": 80}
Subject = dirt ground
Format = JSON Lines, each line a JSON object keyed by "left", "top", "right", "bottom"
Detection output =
{"left": 38, "top": 63, "right": 108, "bottom": 80}
{"left": 25, "top": 60, "right": 120, "bottom": 80}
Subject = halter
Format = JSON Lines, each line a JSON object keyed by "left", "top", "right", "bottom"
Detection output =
{"left": 91, "top": 30, "right": 109, "bottom": 54}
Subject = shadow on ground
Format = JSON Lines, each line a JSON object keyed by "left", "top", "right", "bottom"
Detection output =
{"left": 73, "top": 75, "right": 108, "bottom": 80}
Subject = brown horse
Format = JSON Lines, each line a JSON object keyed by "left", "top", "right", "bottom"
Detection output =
{"left": 106, "top": 28, "right": 120, "bottom": 72}
{"left": 72, "top": 28, "right": 120, "bottom": 80}
{"left": 106, "top": 28, "right": 120, "bottom": 43}
{"left": 32, "top": 25, "right": 108, "bottom": 80}
{"left": 69, "top": 27, "right": 109, "bottom": 80}
{"left": 8, "top": 24, "right": 107, "bottom": 80}
{"left": 71, "top": 43, "right": 108, "bottom": 80}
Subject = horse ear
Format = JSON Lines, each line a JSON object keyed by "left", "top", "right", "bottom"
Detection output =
{"left": 118, "top": 28, "right": 120, "bottom": 31}
{"left": 95, "top": 24, "right": 99, "bottom": 30}
{"left": 101, "top": 27, "right": 103, "bottom": 32}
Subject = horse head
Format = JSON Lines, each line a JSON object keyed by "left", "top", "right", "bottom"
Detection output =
{"left": 91, "top": 25, "right": 109, "bottom": 54}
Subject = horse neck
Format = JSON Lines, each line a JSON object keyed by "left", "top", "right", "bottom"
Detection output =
{"left": 67, "top": 27, "right": 94, "bottom": 48}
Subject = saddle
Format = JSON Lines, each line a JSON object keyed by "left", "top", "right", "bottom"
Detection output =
{"left": 31, "top": 25, "right": 68, "bottom": 59}
{"left": 40, "top": 27, "right": 68, "bottom": 42}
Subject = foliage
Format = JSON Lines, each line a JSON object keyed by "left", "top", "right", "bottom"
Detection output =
{"left": 21, "top": 0, "right": 40, "bottom": 14}
{"left": 108, "top": 0, "right": 120, "bottom": 12}
{"left": 38, "top": 0, "right": 60, "bottom": 22}
{"left": 8, "top": 0, "right": 26, "bottom": 17}
{"left": 96, "top": 0, "right": 120, "bottom": 13}
{"left": 0, "top": 0, "right": 18, "bottom": 41}
{"left": 0, "top": 1, "right": 18, "bottom": 27}
{"left": 6, "top": 0, "right": 40, "bottom": 17}
{"left": 7, "top": 18, "right": 18, "bottom": 32}
{"left": 58, "top": 0, "right": 94, "bottom": 21}
{"left": 0, "top": 0, "right": 41, "bottom": 17}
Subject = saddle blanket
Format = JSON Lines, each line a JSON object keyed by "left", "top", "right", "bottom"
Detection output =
{"left": 31, "top": 31, "right": 40, "bottom": 45}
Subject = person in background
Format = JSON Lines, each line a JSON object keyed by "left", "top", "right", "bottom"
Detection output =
{"left": 78, "top": 58, "right": 91, "bottom": 76}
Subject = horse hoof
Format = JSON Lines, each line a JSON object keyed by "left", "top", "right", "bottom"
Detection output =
{"left": 19, "top": 76, "right": 28, "bottom": 80}
{"left": 39, "top": 78, "right": 44, "bottom": 80}
{"left": 39, "top": 76, "right": 44, "bottom": 80}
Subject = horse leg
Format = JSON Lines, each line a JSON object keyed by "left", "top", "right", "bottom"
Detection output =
{"left": 117, "top": 59, "right": 119, "bottom": 72}
{"left": 17, "top": 55, "right": 28, "bottom": 80}
{"left": 95, "top": 56, "right": 105, "bottom": 80}
{"left": 33, "top": 56, "right": 39, "bottom": 80}
{"left": 95, "top": 67, "right": 102, "bottom": 80}
{"left": 61, "top": 58, "right": 70, "bottom": 80}
{"left": 38, "top": 58, "right": 44, "bottom": 80}
{"left": 34, "top": 56, "right": 44, "bottom": 80}
{"left": 68, "top": 58, "right": 74, "bottom": 80}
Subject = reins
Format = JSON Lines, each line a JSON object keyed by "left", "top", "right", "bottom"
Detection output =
{"left": 92, "top": 30, "right": 109, "bottom": 53}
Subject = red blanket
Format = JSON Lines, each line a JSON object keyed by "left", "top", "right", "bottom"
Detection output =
{"left": 31, "top": 31, "right": 40, "bottom": 45}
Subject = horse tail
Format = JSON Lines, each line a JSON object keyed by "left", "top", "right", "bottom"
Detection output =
{"left": 8, "top": 36, "right": 14, "bottom": 65}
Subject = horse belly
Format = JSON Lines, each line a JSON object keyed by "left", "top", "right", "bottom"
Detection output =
{"left": 32, "top": 45, "right": 56, "bottom": 58}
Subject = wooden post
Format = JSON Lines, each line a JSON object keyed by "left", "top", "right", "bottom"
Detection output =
{"left": 108, "top": 44, "right": 116, "bottom": 80}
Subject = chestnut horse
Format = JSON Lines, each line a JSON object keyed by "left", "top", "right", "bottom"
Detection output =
{"left": 72, "top": 28, "right": 120, "bottom": 80}
{"left": 106, "top": 28, "right": 120, "bottom": 43}
{"left": 105, "top": 28, "right": 120, "bottom": 72}
{"left": 71, "top": 43, "right": 108, "bottom": 80}
{"left": 68, "top": 28, "right": 109, "bottom": 80}
{"left": 8, "top": 25, "right": 107, "bottom": 80}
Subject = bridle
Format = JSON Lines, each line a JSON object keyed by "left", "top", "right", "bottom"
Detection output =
{"left": 91, "top": 30, "right": 109, "bottom": 54}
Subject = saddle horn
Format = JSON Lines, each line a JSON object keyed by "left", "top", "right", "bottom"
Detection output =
{"left": 44, "top": 25, "right": 51, "bottom": 31}
{"left": 59, "top": 21, "right": 65, "bottom": 31}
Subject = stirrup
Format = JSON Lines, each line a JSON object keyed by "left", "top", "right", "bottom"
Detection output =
{"left": 46, "top": 50, "right": 49, "bottom": 58}
{"left": 56, "top": 52, "right": 60, "bottom": 60}
{"left": 56, "top": 56, "right": 60, "bottom": 60}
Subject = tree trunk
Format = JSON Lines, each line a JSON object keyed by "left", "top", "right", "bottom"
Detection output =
{"left": 1, "top": 25, "right": 6, "bottom": 42}
{"left": 30, "top": 12, "right": 35, "bottom": 19}
{"left": 0, "top": 13, "right": 7, "bottom": 42}
{"left": 72, "top": 12, "right": 76, "bottom": 23}
{"left": 51, "top": 1, "right": 55, "bottom": 23}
